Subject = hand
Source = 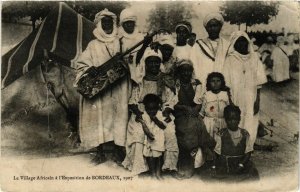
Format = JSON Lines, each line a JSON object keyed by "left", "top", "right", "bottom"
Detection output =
{"left": 86, "top": 66, "right": 98, "bottom": 76}
{"left": 135, "top": 114, "right": 143, "bottom": 123}
{"left": 151, "top": 116, "right": 166, "bottom": 130}
{"left": 150, "top": 42, "right": 161, "bottom": 51}
{"left": 253, "top": 99, "right": 260, "bottom": 115}
{"left": 162, "top": 108, "right": 172, "bottom": 123}
{"left": 141, "top": 123, "right": 155, "bottom": 140}
{"left": 143, "top": 34, "right": 153, "bottom": 46}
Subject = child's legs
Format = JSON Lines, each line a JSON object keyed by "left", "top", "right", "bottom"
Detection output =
{"left": 146, "top": 157, "right": 156, "bottom": 176}
{"left": 154, "top": 156, "right": 163, "bottom": 178}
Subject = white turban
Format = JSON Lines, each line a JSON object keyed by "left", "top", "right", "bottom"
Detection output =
{"left": 203, "top": 12, "right": 224, "bottom": 27}
{"left": 175, "top": 21, "right": 192, "bottom": 33}
{"left": 120, "top": 8, "right": 137, "bottom": 24}
{"left": 94, "top": 8, "right": 117, "bottom": 24}
{"left": 93, "top": 8, "right": 117, "bottom": 42}
{"left": 135, "top": 48, "right": 164, "bottom": 83}
{"left": 154, "top": 33, "right": 175, "bottom": 47}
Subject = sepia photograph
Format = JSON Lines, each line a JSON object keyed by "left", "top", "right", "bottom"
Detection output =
{"left": 1, "top": 1, "right": 299, "bottom": 191}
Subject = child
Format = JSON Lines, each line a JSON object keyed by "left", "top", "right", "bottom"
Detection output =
{"left": 200, "top": 72, "right": 230, "bottom": 139}
{"left": 211, "top": 105, "right": 259, "bottom": 181}
{"left": 173, "top": 60, "right": 215, "bottom": 179}
{"left": 140, "top": 94, "right": 177, "bottom": 179}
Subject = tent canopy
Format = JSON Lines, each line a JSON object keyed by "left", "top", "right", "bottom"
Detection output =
{"left": 2, "top": 2, "right": 96, "bottom": 88}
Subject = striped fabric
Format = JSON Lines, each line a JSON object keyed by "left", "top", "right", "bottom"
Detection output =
{"left": 1, "top": 2, "right": 96, "bottom": 88}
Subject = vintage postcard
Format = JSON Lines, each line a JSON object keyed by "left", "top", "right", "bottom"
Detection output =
{"left": 1, "top": 1, "right": 299, "bottom": 191}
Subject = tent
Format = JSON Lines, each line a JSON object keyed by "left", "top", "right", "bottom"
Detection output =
{"left": 2, "top": 2, "right": 95, "bottom": 88}
{"left": 1, "top": 2, "right": 96, "bottom": 151}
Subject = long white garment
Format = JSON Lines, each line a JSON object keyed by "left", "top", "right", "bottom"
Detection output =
{"left": 172, "top": 44, "right": 192, "bottom": 62}
{"left": 223, "top": 32, "right": 267, "bottom": 151}
{"left": 223, "top": 53, "right": 266, "bottom": 150}
{"left": 75, "top": 37, "right": 128, "bottom": 149}
{"left": 190, "top": 37, "right": 229, "bottom": 92}
{"left": 271, "top": 46, "right": 290, "bottom": 82}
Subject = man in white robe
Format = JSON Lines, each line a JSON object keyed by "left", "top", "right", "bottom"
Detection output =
{"left": 270, "top": 36, "right": 290, "bottom": 82}
{"left": 74, "top": 9, "right": 127, "bottom": 164}
{"left": 190, "top": 13, "right": 229, "bottom": 92}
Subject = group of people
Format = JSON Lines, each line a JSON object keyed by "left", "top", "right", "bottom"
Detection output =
{"left": 74, "top": 8, "right": 267, "bottom": 181}
{"left": 259, "top": 34, "right": 299, "bottom": 82}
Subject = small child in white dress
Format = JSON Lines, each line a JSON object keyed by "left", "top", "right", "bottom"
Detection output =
{"left": 140, "top": 94, "right": 177, "bottom": 179}
{"left": 200, "top": 72, "right": 230, "bottom": 139}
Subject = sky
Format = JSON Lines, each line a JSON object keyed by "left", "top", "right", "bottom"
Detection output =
{"left": 128, "top": 1, "right": 300, "bottom": 38}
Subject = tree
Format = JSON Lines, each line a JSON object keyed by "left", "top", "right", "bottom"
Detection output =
{"left": 65, "top": 1, "right": 129, "bottom": 23}
{"left": 147, "top": 2, "right": 195, "bottom": 32}
{"left": 220, "top": 1, "right": 280, "bottom": 31}
{"left": 2, "top": 1, "right": 129, "bottom": 30}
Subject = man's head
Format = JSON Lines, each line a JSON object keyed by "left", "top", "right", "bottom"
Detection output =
{"left": 203, "top": 13, "right": 224, "bottom": 40}
{"left": 187, "top": 33, "right": 196, "bottom": 46}
{"left": 122, "top": 20, "right": 135, "bottom": 34}
{"left": 94, "top": 9, "right": 116, "bottom": 35}
{"left": 175, "top": 21, "right": 192, "bottom": 46}
{"left": 145, "top": 56, "right": 162, "bottom": 76}
{"left": 100, "top": 16, "right": 114, "bottom": 34}
{"left": 234, "top": 36, "right": 249, "bottom": 55}
{"left": 120, "top": 8, "right": 137, "bottom": 35}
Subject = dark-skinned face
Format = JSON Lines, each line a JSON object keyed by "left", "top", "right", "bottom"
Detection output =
{"left": 159, "top": 44, "right": 174, "bottom": 62}
{"left": 101, "top": 16, "right": 114, "bottom": 34}
{"left": 234, "top": 36, "right": 249, "bottom": 55}
{"left": 179, "top": 64, "right": 193, "bottom": 83}
{"left": 145, "top": 102, "right": 159, "bottom": 118}
{"left": 122, "top": 20, "right": 135, "bottom": 34}
{"left": 176, "top": 26, "right": 190, "bottom": 45}
{"left": 205, "top": 19, "right": 222, "bottom": 40}
{"left": 225, "top": 111, "right": 240, "bottom": 131}
{"left": 145, "top": 56, "right": 161, "bottom": 76}
{"left": 209, "top": 76, "right": 222, "bottom": 93}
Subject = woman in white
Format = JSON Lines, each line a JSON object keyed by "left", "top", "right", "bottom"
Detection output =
{"left": 223, "top": 31, "right": 267, "bottom": 151}
{"left": 270, "top": 36, "right": 290, "bottom": 82}
{"left": 75, "top": 9, "right": 127, "bottom": 164}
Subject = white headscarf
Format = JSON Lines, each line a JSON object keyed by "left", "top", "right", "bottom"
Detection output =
{"left": 203, "top": 12, "right": 224, "bottom": 27}
{"left": 136, "top": 48, "right": 163, "bottom": 83}
{"left": 118, "top": 8, "right": 139, "bottom": 39}
{"left": 227, "top": 31, "right": 255, "bottom": 61}
{"left": 175, "top": 21, "right": 192, "bottom": 33}
{"left": 154, "top": 32, "right": 175, "bottom": 47}
{"left": 93, "top": 8, "right": 117, "bottom": 43}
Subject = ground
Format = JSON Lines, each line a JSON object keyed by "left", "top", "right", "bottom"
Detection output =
{"left": 1, "top": 23, "right": 299, "bottom": 192}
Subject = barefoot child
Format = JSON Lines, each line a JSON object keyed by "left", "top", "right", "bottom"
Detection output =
{"left": 140, "top": 94, "right": 177, "bottom": 179}
{"left": 211, "top": 105, "right": 259, "bottom": 181}
{"left": 200, "top": 72, "right": 230, "bottom": 139}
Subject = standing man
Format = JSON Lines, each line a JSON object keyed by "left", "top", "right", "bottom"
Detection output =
{"left": 190, "top": 13, "right": 229, "bottom": 92}
{"left": 75, "top": 9, "right": 127, "bottom": 164}
{"left": 118, "top": 8, "right": 144, "bottom": 82}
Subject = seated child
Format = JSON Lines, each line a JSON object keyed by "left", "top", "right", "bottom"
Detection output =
{"left": 139, "top": 94, "right": 178, "bottom": 179}
{"left": 211, "top": 105, "right": 259, "bottom": 181}
{"left": 200, "top": 72, "right": 230, "bottom": 139}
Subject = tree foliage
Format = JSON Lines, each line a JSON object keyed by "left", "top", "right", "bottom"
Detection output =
{"left": 220, "top": 1, "right": 280, "bottom": 28}
{"left": 2, "top": 1, "right": 129, "bottom": 30}
{"left": 147, "top": 2, "right": 194, "bottom": 32}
